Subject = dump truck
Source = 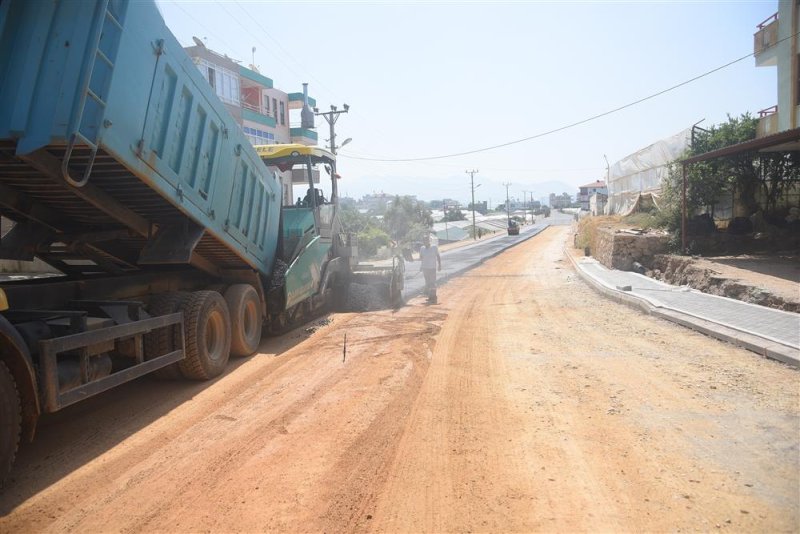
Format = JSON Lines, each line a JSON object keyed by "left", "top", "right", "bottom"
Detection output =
{"left": 0, "top": 0, "right": 402, "bottom": 484}
{"left": 507, "top": 220, "right": 520, "bottom": 236}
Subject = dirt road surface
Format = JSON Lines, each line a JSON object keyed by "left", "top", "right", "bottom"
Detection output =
{"left": 1, "top": 226, "right": 798, "bottom": 532}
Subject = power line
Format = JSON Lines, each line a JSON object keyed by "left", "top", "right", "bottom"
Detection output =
{"left": 229, "top": 1, "right": 326, "bottom": 88}
{"left": 339, "top": 32, "right": 799, "bottom": 163}
{"left": 339, "top": 149, "right": 603, "bottom": 173}
{"left": 167, "top": 2, "right": 240, "bottom": 54}
{"left": 228, "top": 1, "right": 400, "bottom": 156}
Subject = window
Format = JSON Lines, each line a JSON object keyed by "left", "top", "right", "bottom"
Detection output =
{"left": 272, "top": 98, "right": 277, "bottom": 119}
{"left": 242, "top": 126, "right": 275, "bottom": 146}
{"left": 264, "top": 92, "right": 270, "bottom": 113}
{"left": 195, "top": 58, "right": 239, "bottom": 105}
{"left": 207, "top": 67, "right": 216, "bottom": 89}
{"left": 279, "top": 101, "right": 285, "bottom": 125}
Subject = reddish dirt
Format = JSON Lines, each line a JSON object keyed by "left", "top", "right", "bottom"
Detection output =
{"left": 692, "top": 254, "right": 799, "bottom": 303}
{"left": 651, "top": 253, "right": 800, "bottom": 312}
{"left": 1, "top": 226, "right": 797, "bottom": 532}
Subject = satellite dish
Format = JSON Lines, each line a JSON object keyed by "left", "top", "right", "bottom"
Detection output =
{"left": 192, "top": 36, "right": 206, "bottom": 48}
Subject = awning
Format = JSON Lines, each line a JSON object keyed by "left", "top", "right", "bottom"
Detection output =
{"left": 682, "top": 127, "right": 800, "bottom": 165}
{"left": 255, "top": 143, "right": 335, "bottom": 171}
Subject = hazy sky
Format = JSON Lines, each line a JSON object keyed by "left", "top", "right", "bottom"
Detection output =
{"left": 156, "top": 0, "right": 778, "bottom": 205}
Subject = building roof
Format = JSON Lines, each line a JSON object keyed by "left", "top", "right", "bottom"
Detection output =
{"left": 579, "top": 180, "right": 606, "bottom": 189}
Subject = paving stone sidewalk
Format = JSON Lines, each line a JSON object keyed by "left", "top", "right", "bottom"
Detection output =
{"left": 571, "top": 255, "right": 800, "bottom": 366}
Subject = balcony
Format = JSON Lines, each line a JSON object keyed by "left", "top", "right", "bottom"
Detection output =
{"left": 239, "top": 66, "right": 273, "bottom": 89}
{"left": 288, "top": 92, "right": 316, "bottom": 110}
{"left": 757, "top": 105, "right": 778, "bottom": 138}
{"left": 242, "top": 105, "right": 277, "bottom": 128}
{"left": 290, "top": 127, "right": 318, "bottom": 145}
{"left": 754, "top": 12, "right": 778, "bottom": 67}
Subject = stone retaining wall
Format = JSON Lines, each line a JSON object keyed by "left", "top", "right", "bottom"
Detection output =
{"left": 590, "top": 227, "right": 669, "bottom": 271}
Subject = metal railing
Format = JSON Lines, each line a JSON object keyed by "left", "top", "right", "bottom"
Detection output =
{"left": 241, "top": 100, "right": 265, "bottom": 114}
{"left": 757, "top": 12, "right": 778, "bottom": 30}
{"left": 758, "top": 105, "right": 778, "bottom": 117}
{"left": 754, "top": 12, "right": 779, "bottom": 56}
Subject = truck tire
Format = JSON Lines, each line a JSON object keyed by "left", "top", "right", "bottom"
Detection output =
{"left": 0, "top": 360, "right": 21, "bottom": 487}
{"left": 224, "top": 284, "right": 262, "bottom": 357}
{"left": 145, "top": 292, "right": 190, "bottom": 380}
{"left": 179, "top": 291, "right": 231, "bottom": 380}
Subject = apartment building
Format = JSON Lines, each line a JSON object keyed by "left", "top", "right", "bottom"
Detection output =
{"left": 549, "top": 193, "right": 572, "bottom": 209}
{"left": 577, "top": 180, "right": 607, "bottom": 211}
{"left": 753, "top": 1, "right": 799, "bottom": 136}
{"left": 183, "top": 39, "right": 319, "bottom": 204}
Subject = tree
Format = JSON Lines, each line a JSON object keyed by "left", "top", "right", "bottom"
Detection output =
{"left": 339, "top": 205, "right": 390, "bottom": 258}
{"left": 443, "top": 209, "right": 467, "bottom": 222}
{"left": 382, "top": 195, "right": 433, "bottom": 243}
{"left": 683, "top": 113, "right": 800, "bottom": 217}
{"left": 660, "top": 113, "right": 800, "bottom": 240}
{"left": 686, "top": 113, "right": 759, "bottom": 216}
{"left": 755, "top": 151, "right": 800, "bottom": 214}
{"left": 339, "top": 204, "right": 373, "bottom": 235}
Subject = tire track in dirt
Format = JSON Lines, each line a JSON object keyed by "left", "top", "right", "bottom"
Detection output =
{"left": 2, "top": 226, "right": 797, "bottom": 533}
{"left": 0, "top": 303, "right": 448, "bottom": 533}
{"left": 370, "top": 226, "right": 799, "bottom": 532}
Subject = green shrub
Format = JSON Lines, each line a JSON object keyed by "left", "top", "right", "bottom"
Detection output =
{"left": 359, "top": 226, "right": 390, "bottom": 258}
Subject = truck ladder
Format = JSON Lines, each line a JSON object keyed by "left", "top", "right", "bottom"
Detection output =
{"left": 62, "top": 0, "right": 125, "bottom": 188}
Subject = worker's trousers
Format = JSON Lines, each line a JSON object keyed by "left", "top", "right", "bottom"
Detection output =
{"left": 422, "top": 268, "right": 437, "bottom": 302}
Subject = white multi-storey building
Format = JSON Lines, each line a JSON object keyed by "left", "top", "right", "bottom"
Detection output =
{"left": 184, "top": 40, "right": 319, "bottom": 205}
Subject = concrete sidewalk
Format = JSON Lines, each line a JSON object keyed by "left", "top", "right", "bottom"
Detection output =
{"left": 567, "top": 252, "right": 800, "bottom": 368}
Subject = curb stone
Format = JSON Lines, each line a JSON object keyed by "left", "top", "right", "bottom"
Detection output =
{"left": 564, "top": 247, "right": 800, "bottom": 369}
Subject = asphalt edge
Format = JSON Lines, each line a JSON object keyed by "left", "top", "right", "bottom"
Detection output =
{"left": 404, "top": 224, "right": 550, "bottom": 301}
{"left": 563, "top": 246, "right": 800, "bottom": 369}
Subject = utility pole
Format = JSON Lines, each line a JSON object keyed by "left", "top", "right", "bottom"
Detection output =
{"left": 522, "top": 190, "right": 530, "bottom": 224}
{"left": 314, "top": 103, "right": 349, "bottom": 201}
{"left": 503, "top": 182, "right": 512, "bottom": 224}
{"left": 443, "top": 199, "right": 449, "bottom": 241}
{"left": 528, "top": 192, "right": 534, "bottom": 223}
{"left": 466, "top": 169, "right": 479, "bottom": 240}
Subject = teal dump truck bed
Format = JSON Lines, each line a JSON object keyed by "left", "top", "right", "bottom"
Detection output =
{"left": 0, "top": 0, "right": 281, "bottom": 278}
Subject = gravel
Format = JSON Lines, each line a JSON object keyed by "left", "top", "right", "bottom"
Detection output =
{"left": 269, "top": 259, "right": 289, "bottom": 291}
{"left": 344, "top": 282, "right": 391, "bottom": 312}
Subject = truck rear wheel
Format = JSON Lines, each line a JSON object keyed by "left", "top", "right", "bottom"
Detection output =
{"left": 179, "top": 291, "right": 231, "bottom": 380}
{"left": 224, "top": 284, "right": 262, "bottom": 357}
{"left": 145, "top": 292, "right": 190, "bottom": 380}
{"left": 0, "top": 360, "right": 21, "bottom": 487}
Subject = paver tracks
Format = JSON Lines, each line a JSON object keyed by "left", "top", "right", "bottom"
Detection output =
{"left": 1, "top": 226, "right": 797, "bottom": 532}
